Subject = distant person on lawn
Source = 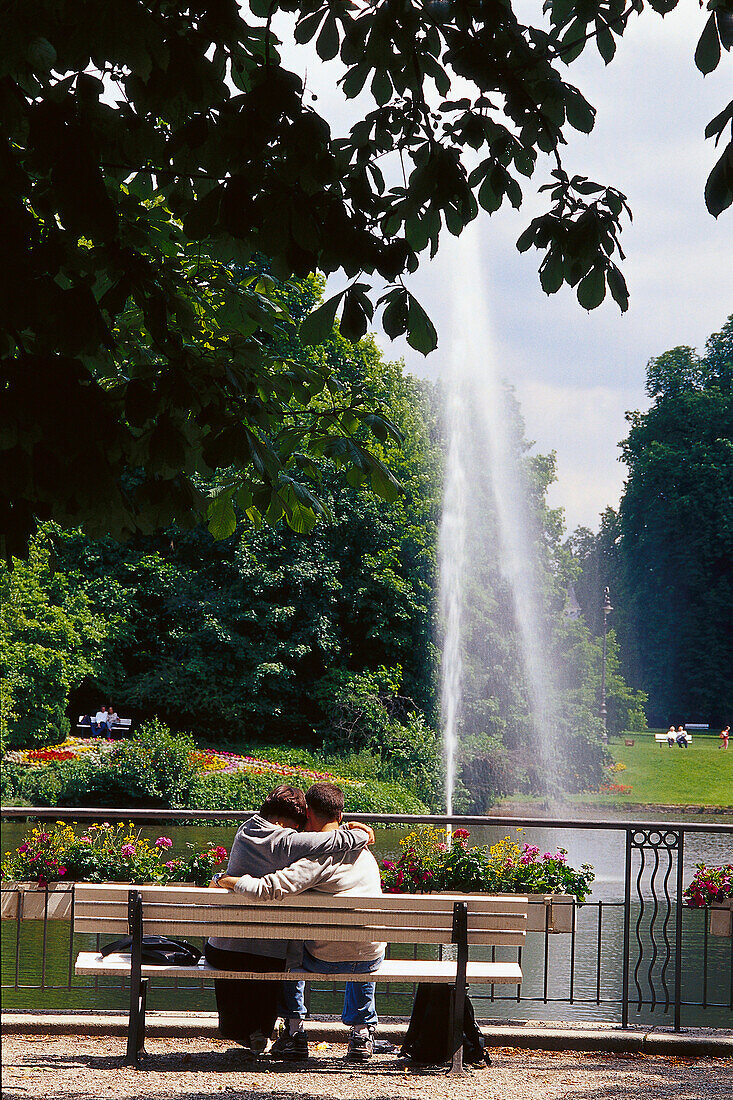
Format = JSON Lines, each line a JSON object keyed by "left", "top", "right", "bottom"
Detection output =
{"left": 675, "top": 726, "right": 689, "bottom": 748}
{"left": 90, "top": 706, "right": 107, "bottom": 736}
{"left": 104, "top": 706, "right": 119, "bottom": 739}
{"left": 720, "top": 726, "right": 730, "bottom": 750}
{"left": 205, "top": 784, "right": 373, "bottom": 1055}
{"left": 666, "top": 725, "right": 676, "bottom": 747}
{"left": 221, "top": 782, "right": 384, "bottom": 1064}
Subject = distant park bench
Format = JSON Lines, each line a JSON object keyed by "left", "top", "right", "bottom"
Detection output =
{"left": 685, "top": 724, "right": 709, "bottom": 730}
{"left": 77, "top": 715, "right": 132, "bottom": 736}
{"left": 655, "top": 732, "right": 693, "bottom": 745}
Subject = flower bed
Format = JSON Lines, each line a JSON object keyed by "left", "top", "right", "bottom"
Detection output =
{"left": 1, "top": 822, "right": 228, "bottom": 888}
{"left": 6, "top": 737, "right": 353, "bottom": 786}
{"left": 379, "top": 827, "right": 595, "bottom": 904}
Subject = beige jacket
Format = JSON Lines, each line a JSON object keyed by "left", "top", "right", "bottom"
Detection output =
{"left": 234, "top": 848, "right": 385, "bottom": 962}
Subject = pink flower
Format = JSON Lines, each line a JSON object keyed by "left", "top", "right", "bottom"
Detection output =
{"left": 58, "top": 867, "right": 66, "bottom": 876}
{"left": 121, "top": 844, "right": 136, "bottom": 858}
{"left": 17, "top": 843, "right": 28, "bottom": 854}
{"left": 37, "top": 833, "right": 49, "bottom": 842}
{"left": 79, "top": 836, "right": 92, "bottom": 845}
{"left": 165, "top": 860, "right": 179, "bottom": 870}
{"left": 155, "top": 837, "right": 173, "bottom": 849}
{"left": 542, "top": 852, "right": 553, "bottom": 861}
{"left": 453, "top": 828, "right": 470, "bottom": 842}
{"left": 382, "top": 860, "right": 396, "bottom": 871}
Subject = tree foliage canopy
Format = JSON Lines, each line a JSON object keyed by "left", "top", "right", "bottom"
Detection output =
{"left": 2, "top": 0, "right": 731, "bottom": 557}
{"left": 570, "top": 316, "right": 733, "bottom": 726}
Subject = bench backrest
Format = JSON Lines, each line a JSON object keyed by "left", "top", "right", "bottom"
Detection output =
{"left": 73, "top": 884, "right": 527, "bottom": 947}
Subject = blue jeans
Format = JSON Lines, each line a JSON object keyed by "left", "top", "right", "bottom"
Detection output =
{"left": 280, "top": 946, "right": 384, "bottom": 1027}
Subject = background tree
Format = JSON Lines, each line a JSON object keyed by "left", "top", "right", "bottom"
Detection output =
{"left": 0, "top": 533, "right": 111, "bottom": 749}
{"left": 570, "top": 316, "right": 733, "bottom": 726}
{"left": 3, "top": 1, "right": 731, "bottom": 557}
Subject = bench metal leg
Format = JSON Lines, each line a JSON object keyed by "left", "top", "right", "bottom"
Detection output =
{"left": 125, "top": 891, "right": 145, "bottom": 1067}
{"left": 449, "top": 902, "right": 468, "bottom": 1075}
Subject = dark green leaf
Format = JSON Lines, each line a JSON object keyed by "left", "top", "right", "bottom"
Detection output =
{"left": 300, "top": 292, "right": 343, "bottom": 346}
{"left": 695, "top": 14, "right": 721, "bottom": 74}
{"left": 207, "top": 491, "right": 237, "bottom": 540}
{"left": 704, "top": 142, "right": 733, "bottom": 217}
{"left": 406, "top": 293, "right": 438, "bottom": 355}
{"left": 607, "top": 265, "right": 629, "bottom": 312}
{"left": 577, "top": 265, "right": 606, "bottom": 310}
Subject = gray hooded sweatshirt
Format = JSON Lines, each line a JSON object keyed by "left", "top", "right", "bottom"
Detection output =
{"left": 208, "top": 813, "right": 369, "bottom": 959}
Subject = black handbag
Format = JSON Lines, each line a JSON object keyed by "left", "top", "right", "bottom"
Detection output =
{"left": 400, "top": 984, "right": 491, "bottom": 1066}
{"left": 101, "top": 935, "right": 202, "bottom": 966}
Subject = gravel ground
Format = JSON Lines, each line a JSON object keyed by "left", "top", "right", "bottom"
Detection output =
{"left": 2, "top": 1034, "right": 731, "bottom": 1100}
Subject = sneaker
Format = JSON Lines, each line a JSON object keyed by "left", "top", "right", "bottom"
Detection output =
{"left": 346, "top": 1029, "right": 373, "bottom": 1063}
{"left": 248, "top": 1030, "right": 271, "bottom": 1056}
{"left": 270, "top": 1031, "right": 309, "bottom": 1062}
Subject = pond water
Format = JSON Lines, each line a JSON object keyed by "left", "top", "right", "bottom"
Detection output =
{"left": 2, "top": 815, "right": 731, "bottom": 1029}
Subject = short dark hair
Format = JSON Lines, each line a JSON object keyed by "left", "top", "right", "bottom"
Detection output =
{"left": 306, "top": 782, "right": 344, "bottom": 821}
{"left": 260, "top": 784, "right": 307, "bottom": 827}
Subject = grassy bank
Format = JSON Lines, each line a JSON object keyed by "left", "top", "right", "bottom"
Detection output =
{"left": 491, "top": 731, "right": 732, "bottom": 811}
{"left": 580, "top": 731, "right": 731, "bottom": 808}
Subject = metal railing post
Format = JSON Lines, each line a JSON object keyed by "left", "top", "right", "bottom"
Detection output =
{"left": 674, "top": 830, "right": 685, "bottom": 1032}
{"left": 621, "top": 829, "right": 632, "bottom": 1029}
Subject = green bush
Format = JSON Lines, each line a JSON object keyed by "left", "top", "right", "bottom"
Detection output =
{"left": 0, "top": 760, "right": 27, "bottom": 804}
{"left": 190, "top": 770, "right": 428, "bottom": 815}
{"left": 18, "top": 721, "right": 199, "bottom": 809}
{"left": 106, "top": 719, "right": 198, "bottom": 807}
{"left": 317, "top": 667, "right": 442, "bottom": 807}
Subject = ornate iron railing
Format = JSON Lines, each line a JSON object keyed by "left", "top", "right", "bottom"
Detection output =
{"left": 2, "top": 808, "right": 732, "bottom": 1031}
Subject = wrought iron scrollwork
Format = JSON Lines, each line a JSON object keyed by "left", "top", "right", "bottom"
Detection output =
{"left": 622, "top": 828, "right": 685, "bottom": 1030}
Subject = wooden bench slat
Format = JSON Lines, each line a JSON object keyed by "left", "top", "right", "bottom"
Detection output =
{"left": 74, "top": 951, "right": 523, "bottom": 985}
{"left": 74, "top": 916, "right": 525, "bottom": 945}
{"left": 72, "top": 884, "right": 528, "bottom": 914}
{"left": 73, "top": 900, "right": 526, "bottom": 932}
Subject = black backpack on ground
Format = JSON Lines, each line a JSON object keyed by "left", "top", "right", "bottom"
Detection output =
{"left": 101, "top": 935, "right": 201, "bottom": 966}
{"left": 400, "top": 984, "right": 491, "bottom": 1066}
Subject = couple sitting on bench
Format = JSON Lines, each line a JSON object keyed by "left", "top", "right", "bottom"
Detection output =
{"left": 206, "top": 782, "right": 382, "bottom": 1063}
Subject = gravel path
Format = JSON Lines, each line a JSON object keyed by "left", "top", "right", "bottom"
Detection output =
{"left": 3, "top": 1034, "right": 730, "bottom": 1100}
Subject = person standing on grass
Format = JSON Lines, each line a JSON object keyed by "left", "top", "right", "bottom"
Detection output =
{"left": 205, "top": 783, "right": 373, "bottom": 1055}
{"left": 720, "top": 726, "right": 730, "bottom": 749}
{"left": 218, "top": 782, "right": 384, "bottom": 1064}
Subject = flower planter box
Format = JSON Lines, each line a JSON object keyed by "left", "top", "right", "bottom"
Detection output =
{"left": 709, "top": 900, "right": 733, "bottom": 937}
{"left": 434, "top": 892, "right": 577, "bottom": 933}
{"left": 1, "top": 882, "right": 74, "bottom": 921}
{"left": 0, "top": 881, "right": 196, "bottom": 921}
{"left": 498, "top": 893, "right": 577, "bottom": 933}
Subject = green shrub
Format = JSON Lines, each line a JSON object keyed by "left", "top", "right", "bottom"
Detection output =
{"left": 0, "top": 760, "right": 27, "bottom": 804}
{"left": 106, "top": 719, "right": 198, "bottom": 807}
{"left": 18, "top": 720, "right": 199, "bottom": 809}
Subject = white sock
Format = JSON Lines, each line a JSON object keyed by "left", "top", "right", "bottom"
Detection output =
{"left": 289, "top": 1019, "right": 305, "bottom": 1036}
{"left": 354, "top": 1026, "right": 370, "bottom": 1038}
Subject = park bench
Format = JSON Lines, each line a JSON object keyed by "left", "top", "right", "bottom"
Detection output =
{"left": 655, "top": 732, "right": 693, "bottom": 744}
{"left": 76, "top": 714, "right": 132, "bottom": 736}
{"left": 74, "top": 883, "right": 527, "bottom": 1073}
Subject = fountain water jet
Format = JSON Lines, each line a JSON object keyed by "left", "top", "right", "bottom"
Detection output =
{"left": 438, "top": 225, "right": 561, "bottom": 814}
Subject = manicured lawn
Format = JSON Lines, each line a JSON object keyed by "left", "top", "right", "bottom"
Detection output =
{"left": 581, "top": 731, "right": 733, "bottom": 808}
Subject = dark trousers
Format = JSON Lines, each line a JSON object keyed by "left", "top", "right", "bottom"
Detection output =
{"left": 204, "top": 941, "right": 282, "bottom": 1042}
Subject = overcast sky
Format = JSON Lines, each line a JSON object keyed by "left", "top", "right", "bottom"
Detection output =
{"left": 279, "top": 4, "right": 732, "bottom": 533}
